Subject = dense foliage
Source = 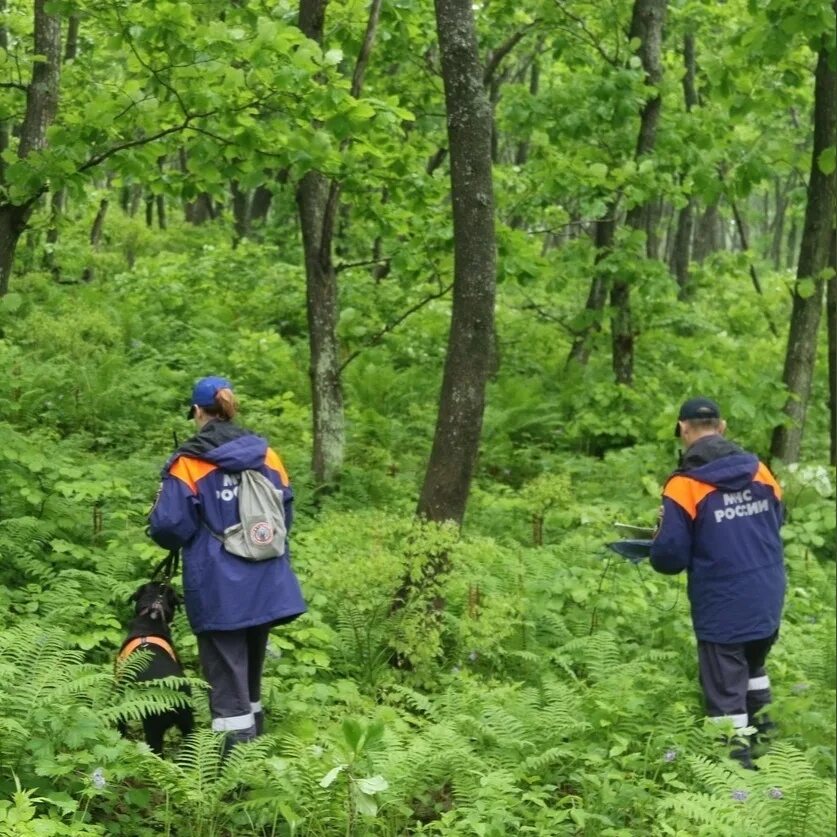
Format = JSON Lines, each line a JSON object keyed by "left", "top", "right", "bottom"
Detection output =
{"left": 1, "top": 0, "right": 835, "bottom": 834}
{"left": 0, "top": 217, "right": 833, "bottom": 835}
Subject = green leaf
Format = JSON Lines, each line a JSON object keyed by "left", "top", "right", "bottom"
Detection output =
{"left": 817, "top": 146, "right": 836, "bottom": 176}
{"left": 796, "top": 278, "right": 816, "bottom": 299}
{"left": 357, "top": 775, "right": 388, "bottom": 794}
{"left": 0, "top": 292, "right": 24, "bottom": 313}
{"left": 352, "top": 789, "right": 379, "bottom": 817}
{"left": 319, "top": 764, "right": 346, "bottom": 788}
{"left": 342, "top": 717, "right": 365, "bottom": 753}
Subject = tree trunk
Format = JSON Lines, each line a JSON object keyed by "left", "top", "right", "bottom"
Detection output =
{"left": 128, "top": 184, "right": 142, "bottom": 217}
{"left": 44, "top": 188, "right": 65, "bottom": 276}
{"left": 0, "top": 0, "right": 61, "bottom": 296}
{"left": 671, "top": 32, "right": 699, "bottom": 297}
{"left": 827, "top": 231, "right": 836, "bottom": 467}
{"left": 769, "top": 176, "right": 789, "bottom": 269}
{"left": 770, "top": 39, "right": 837, "bottom": 463}
{"left": 671, "top": 197, "right": 696, "bottom": 296}
{"left": 231, "top": 181, "right": 251, "bottom": 245}
{"left": 251, "top": 184, "right": 273, "bottom": 223}
{"left": 645, "top": 194, "right": 664, "bottom": 259}
{"left": 515, "top": 52, "right": 539, "bottom": 166}
{"left": 156, "top": 195, "right": 167, "bottom": 230}
{"left": 692, "top": 201, "right": 721, "bottom": 261}
{"left": 185, "top": 193, "right": 214, "bottom": 225}
{"left": 610, "top": 0, "right": 668, "bottom": 385}
{"left": 0, "top": 2, "right": 9, "bottom": 185}
{"left": 416, "top": 0, "right": 496, "bottom": 525}
{"left": 786, "top": 214, "right": 799, "bottom": 269}
{"left": 297, "top": 0, "right": 382, "bottom": 487}
{"left": 730, "top": 196, "right": 779, "bottom": 336}
{"left": 81, "top": 198, "right": 109, "bottom": 283}
{"left": 565, "top": 211, "right": 616, "bottom": 368}
{"left": 18, "top": 1, "right": 61, "bottom": 161}
{"left": 298, "top": 169, "right": 345, "bottom": 486}
{"left": 64, "top": 14, "right": 79, "bottom": 61}
{"left": 509, "top": 52, "right": 540, "bottom": 231}
{"left": 297, "top": 0, "right": 341, "bottom": 488}
{"left": 0, "top": 208, "right": 28, "bottom": 293}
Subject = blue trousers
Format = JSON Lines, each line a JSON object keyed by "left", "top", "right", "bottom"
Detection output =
{"left": 197, "top": 624, "right": 270, "bottom": 740}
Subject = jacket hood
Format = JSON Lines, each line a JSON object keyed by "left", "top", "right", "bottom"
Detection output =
{"left": 679, "top": 435, "right": 758, "bottom": 491}
{"left": 168, "top": 420, "right": 268, "bottom": 472}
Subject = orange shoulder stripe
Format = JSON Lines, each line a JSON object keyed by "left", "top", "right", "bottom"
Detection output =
{"left": 663, "top": 475, "right": 716, "bottom": 519}
{"left": 754, "top": 462, "right": 782, "bottom": 501}
{"left": 169, "top": 456, "right": 217, "bottom": 493}
{"left": 265, "top": 448, "right": 290, "bottom": 485}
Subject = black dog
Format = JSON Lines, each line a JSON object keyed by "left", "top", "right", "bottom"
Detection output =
{"left": 116, "top": 582, "right": 194, "bottom": 755}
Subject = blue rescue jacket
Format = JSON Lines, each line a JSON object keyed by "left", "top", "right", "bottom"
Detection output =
{"left": 650, "top": 435, "right": 785, "bottom": 644}
{"left": 149, "top": 420, "right": 306, "bottom": 634}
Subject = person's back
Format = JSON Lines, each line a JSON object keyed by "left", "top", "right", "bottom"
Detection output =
{"left": 152, "top": 417, "right": 303, "bottom": 633}
{"left": 651, "top": 432, "right": 784, "bottom": 644}
{"left": 650, "top": 397, "right": 785, "bottom": 770}
{"left": 149, "top": 376, "right": 306, "bottom": 749}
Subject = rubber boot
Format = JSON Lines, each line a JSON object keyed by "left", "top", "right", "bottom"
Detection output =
{"left": 730, "top": 736, "right": 758, "bottom": 771}
{"left": 221, "top": 725, "right": 258, "bottom": 760}
{"left": 754, "top": 714, "right": 777, "bottom": 741}
{"left": 254, "top": 710, "right": 265, "bottom": 737}
{"left": 751, "top": 714, "right": 777, "bottom": 756}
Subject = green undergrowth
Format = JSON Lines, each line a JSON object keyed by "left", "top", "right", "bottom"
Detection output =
{"left": 0, "top": 223, "right": 834, "bottom": 835}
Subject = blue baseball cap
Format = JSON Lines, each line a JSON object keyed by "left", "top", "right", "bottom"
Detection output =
{"left": 187, "top": 376, "right": 233, "bottom": 419}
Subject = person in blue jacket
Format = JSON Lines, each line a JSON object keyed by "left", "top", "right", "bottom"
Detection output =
{"left": 650, "top": 397, "right": 785, "bottom": 769}
{"left": 149, "top": 376, "right": 306, "bottom": 748}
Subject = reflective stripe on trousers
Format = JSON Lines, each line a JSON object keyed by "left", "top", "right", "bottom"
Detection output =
{"left": 211, "top": 712, "right": 256, "bottom": 732}
{"left": 709, "top": 713, "right": 749, "bottom": 729}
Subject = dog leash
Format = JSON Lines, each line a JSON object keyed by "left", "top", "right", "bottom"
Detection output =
{"left": 150, "top": 549, "right": 181, "bottom": 585}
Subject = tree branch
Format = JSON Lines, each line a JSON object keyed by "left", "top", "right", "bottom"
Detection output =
{"left": 552, "top": 0, "right": 619, "bottom": 66}
{"left": 483, "top": 22, "right": 539, "bottom": 86}
{"left": 335, "top": 256, "right": 391, "bottom": 273}
{"left": 76, "top": 118, "right": 199, "bottom": 174}
{"left": 518, "top": 291, "right": 576, "bottom": 334}
{"left": 340, "top": 281, "right": 454, "bottom": 371}
{"left": 351, "top": 0, "right": 382, "bottom": 98}
{"left": 322, "top": 0, "right": 384, "bottom": 261}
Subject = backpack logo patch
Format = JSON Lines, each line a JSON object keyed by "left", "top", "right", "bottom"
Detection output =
{"left": 250, "top": 521, "right": 274, "bottom": 545}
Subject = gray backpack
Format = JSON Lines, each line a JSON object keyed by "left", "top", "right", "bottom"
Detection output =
{"left": 208, "top": 469, "right": 287, "bottom": 561}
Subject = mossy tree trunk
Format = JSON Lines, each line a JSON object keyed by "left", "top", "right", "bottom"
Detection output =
{"left": 0, "top": 0, "right": 61, "bottom": 296}
{"left": 770, "top": 34, "right": 837, "bottom": 463}
{"left": 416, "top": 0, "right": 497, "bottom": 525}
{"left": 610, "top": 0, "right": 668, "bottom": 385}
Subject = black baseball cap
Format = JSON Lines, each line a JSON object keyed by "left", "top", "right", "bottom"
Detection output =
{"left": 675, "top": 396, "right": 721, "bottom": 437}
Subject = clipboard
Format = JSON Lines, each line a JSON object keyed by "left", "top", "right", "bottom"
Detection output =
{"left": 613, "top": 522, "right": 656, "bottom": 539}
{"left": 606, "top": 539, "right": 654, "bottom": 563}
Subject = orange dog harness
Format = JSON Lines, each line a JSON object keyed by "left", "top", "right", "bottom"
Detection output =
{"left": 117, "top": 636, "right": 178, "bottom": 666}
